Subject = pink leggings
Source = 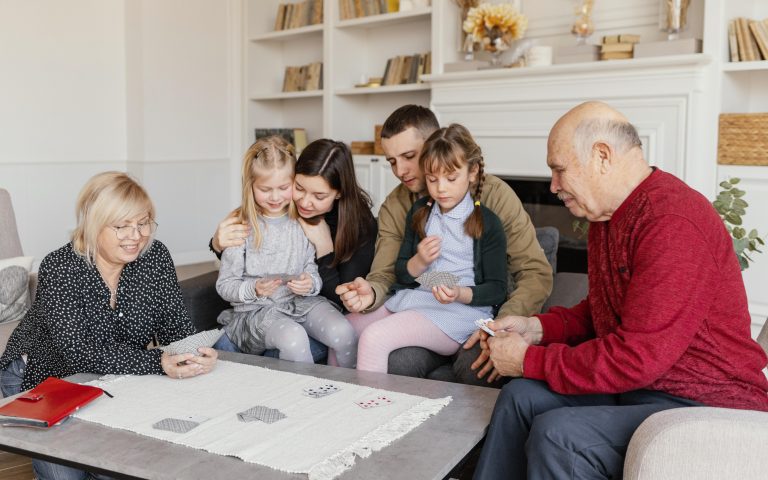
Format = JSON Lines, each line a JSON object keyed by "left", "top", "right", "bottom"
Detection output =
{"left": 345, "top": 306, "right": 460, "bottom": 373}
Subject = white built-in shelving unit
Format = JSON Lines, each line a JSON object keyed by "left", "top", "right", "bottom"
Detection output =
{"left": 243, "top": 0, "right": 768, "bottom": 333}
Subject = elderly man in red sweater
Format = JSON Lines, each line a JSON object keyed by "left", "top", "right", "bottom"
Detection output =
{"left": 472, "top": 101, "right": 768, "bottom": 480}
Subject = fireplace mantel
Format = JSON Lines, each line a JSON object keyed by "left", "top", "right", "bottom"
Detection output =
{"left": 423, "top": 54, "right": 717, "bottom": 198}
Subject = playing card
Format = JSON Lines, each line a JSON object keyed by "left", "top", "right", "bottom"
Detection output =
{"left": 474, "top": 318, "right": 495, "bottom": 337}
{"left": 416, "top": 271, "right": 459, "bottom": 288}
{"left": 355, "top": 396, "right": 393, "bottom": 409}
{"left": 152, "top": 416, "right": 206, "bottom": 434}
{"left": 161, "top": 329, "right": 225, "bottom": 356}
{"left": 237, "top": 406, "right": 286, "bottom": 424}
{"left": 262, "top": 273, "right": 300, "bottom": 282}
{"left": 303, "top": 383, "right": 340, "bottom": 398}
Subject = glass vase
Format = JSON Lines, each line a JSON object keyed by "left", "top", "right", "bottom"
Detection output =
{"left": 659, "top": 0, "right": 690, "bottom": 41}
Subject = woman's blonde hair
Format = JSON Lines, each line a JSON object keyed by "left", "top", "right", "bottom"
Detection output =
{"left": 72, "top": 171, "right": 156, "bottom": 264}
{"left": 239, "top": 136, "right": 297, "bottom": 248}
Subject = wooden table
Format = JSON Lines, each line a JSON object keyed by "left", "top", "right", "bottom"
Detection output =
{"left": 0, "top": 352, "right": 499, "bottom": 479}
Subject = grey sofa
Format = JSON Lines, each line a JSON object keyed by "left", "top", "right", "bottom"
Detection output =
{"left": 0, "top": 188, "right": 37, "bottom": 354}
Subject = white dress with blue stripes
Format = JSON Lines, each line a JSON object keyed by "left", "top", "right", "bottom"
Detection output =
{"left": 384, "top": 193, "right": 492, "bottom": 344}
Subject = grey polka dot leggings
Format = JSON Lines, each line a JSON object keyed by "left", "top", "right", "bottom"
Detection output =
{"left": 265, "top": 301, "right": 357, "bottom": 368}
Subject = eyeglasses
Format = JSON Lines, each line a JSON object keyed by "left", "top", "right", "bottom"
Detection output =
{"left": 109, "top": 221, "right": 158, "bottom": 240}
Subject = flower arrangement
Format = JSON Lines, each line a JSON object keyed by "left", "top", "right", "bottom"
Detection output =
{"left": 463, "top": 3, "right": 528, "bottom": 53}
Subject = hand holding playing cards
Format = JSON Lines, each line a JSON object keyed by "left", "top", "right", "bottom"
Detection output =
{"left": 255, "top": 278, "right": 282, "bottom": 298}
{"left": 432, "top": 284, "right": 460, "bottom": 304}
{"left": 408, "top": 235, "right": 441, "bottom": 277}
{"left": 465, "top": 315, "right": 543, "bottom": 383}
{"left": 287, "top": 273, "right": 313, "bottom": 296}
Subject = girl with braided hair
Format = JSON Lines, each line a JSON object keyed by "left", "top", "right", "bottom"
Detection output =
{"left": 351, "top": 123, "right": 508, "bottom": 373}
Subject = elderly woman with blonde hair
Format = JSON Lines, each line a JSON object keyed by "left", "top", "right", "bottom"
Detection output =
{"left": 0, "top": 171, "right": 217, "bottom": 480}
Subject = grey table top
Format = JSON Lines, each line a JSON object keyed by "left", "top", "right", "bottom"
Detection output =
{"left": 0, "top": 352, "right": 499, "bottom": 480}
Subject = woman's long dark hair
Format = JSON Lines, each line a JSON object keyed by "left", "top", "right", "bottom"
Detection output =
{"left": 296, "top": 139, "right": 375, "bottom": 266}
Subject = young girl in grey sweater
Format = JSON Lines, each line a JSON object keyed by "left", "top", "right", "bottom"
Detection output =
{"left": 215, "top": 136, "right": 357, "bottom": 367}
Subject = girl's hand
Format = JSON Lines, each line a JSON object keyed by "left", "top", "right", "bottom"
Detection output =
{"left": 298, "top": 217, "right": 334, "bottom": 258}
{"left": 255, "top": 278, "right": 282, "bottom": 298}
{"left": 432, "top": 285, "right": 459, "bottom": 304}
{"left": 212, "top": 211, "right": 250, "bottom": 252}
{"left": 408, "top": 235, "right": 441, "bottom": 277}
{"left": 287, "top": 273, "right": 313, "bottom": 296}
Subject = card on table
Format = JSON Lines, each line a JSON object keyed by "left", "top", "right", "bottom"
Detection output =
{"left": 303, "top": 384, "right": 340, "bottom": 399}
{"left": 237, "top": 406, "right": 286, "bottom": 424}
{"left": 161, "top": 329, "right": 225, "bottom": 356}
{"left": 415, "top": 271, "right": 459, "bottom": 289}
{"left": 355, "top": 396, "right": 393, "bottom": 409}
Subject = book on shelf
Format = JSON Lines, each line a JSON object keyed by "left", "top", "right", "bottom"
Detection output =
{"left": 374, "top": 124, "right": 384, "bottom": 155}
{"left": 728, "top": 17, "right": 768, "bottom": 62}
{"left": 602, "top": 34, "right": 640, "bottom": 45}
{"left": 600, "top": 43, "right": 635, "bottom": 53}
{"left": 748, "top": 20, "right": 768, "bottom": 60}
{"left": 282, "top": 62, "right": 323, "bottom": 92}
{"left": 274, "top": 1, "right": 323, "bottom": 31}
{"left": 339, "top": 0, "right": 399, "bottom": 20}
{"left": 381, "top": 52, "right": 430, "bottom": 86}
{"left": 600, "top": 51, "right": 633, "bottom": 61}
{"left": 254, "top": 128, "right": 308, "bottom": 153}
{"left": 0, "top": 377, "right": 104, "bottom": 428}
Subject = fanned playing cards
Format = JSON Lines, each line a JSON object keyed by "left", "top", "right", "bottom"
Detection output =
{"left": 416, "top": 271, "right": 459, "bottom": 288}
{"left": 161, "top": 329, "right": 225, "bottom": 356}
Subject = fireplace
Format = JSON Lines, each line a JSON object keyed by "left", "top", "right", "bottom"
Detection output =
{"left": 500, "top": 177, "right": 587, "bottom": 274}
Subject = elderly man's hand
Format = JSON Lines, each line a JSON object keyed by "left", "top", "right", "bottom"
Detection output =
{"left": 464, "top": 315, "right": 542, "bottom": 382}
{"left": 488, "top": 331, "right": 529, "bottom": 377}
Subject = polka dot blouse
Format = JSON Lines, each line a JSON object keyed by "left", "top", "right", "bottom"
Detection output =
{"left": 0, "top": 240, "right": 195, "bottom": 390}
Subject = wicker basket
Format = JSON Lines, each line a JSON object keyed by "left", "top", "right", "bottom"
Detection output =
{"left": 718, "top": 113, "right": 768, "bottom": 166}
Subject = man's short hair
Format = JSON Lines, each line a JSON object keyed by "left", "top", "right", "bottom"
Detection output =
{"left": 381, "top": 105, "right": 440, "bottom": 140}
{"left": 573, "top": 118, "right": 642, "bottom": 163}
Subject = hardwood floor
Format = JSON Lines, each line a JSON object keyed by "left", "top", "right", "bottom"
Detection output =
{"left": 0, "top": 451, "right": 33, "bottom": 480}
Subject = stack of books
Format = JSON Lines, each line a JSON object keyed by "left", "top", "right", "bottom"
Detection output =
{"left": 282, "top": 62, "right": 323, "bottom": 92}
{"left": 274, "top": 0, "right": 324, "bottom": 31}
{"left": 728, "top": 18, "right": 768, "bottom": 62}
{"left": 600, "top": 34, "right": 640, "bottom": 61}
{"left": 339, "top": 0, "right": 401, "bottom": 20}
{"left": 381, "top": 52, "right": 431, "bottom": 86}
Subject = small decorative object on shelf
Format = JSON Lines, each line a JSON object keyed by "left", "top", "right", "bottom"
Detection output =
{"left": 454, "top": 0, "right": 481, "bottom": 60}
{"left": 463, "top": 2, "right": 528, "bottom": 67}
{"left": 599, "top": 34, "right": 640, "bottom": 61}
{"left": 659, "top": 0, "right": 690, "bottom": 41}
{"left": 571, "top": 0, "right": 595, "bottom": 45}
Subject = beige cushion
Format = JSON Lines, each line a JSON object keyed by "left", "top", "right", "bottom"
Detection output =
{"left": 0, "top": 256, "right": 32, "bottom": 324}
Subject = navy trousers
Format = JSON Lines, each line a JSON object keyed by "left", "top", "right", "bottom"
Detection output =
{"left": 474, "top": 379, "right": 700, "bottom": 480}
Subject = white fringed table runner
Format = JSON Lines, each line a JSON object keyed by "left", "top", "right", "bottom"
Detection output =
{"left": 74, "top": 361, "right": 451, "bottom": 480}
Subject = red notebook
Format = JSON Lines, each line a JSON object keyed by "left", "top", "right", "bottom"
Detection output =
{"left": 0, "top": 376, "right": 104, "bottom": 428}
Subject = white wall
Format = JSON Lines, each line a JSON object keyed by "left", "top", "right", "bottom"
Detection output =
{"left": 0, "top": 0, "right": 236, "bottom": 267}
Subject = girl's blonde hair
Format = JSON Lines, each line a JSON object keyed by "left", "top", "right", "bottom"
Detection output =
{"left": 239, "top": 136, "right": 297, "bottom": 248}
{"left": 72, "top": 171, "right": 156, "bottom": 264}
{"left": 412, "top": 124, "right": 486, "bottom": 239}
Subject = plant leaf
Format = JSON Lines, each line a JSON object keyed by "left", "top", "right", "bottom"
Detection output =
{"left": 725, "top": 212, "right": 742, "bottom": 225}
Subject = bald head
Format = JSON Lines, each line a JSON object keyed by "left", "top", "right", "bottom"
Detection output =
{"left": 547, "top": 102, "right": 651, "bottom": 222}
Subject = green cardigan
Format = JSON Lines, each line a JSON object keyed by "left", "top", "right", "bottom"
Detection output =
{"left": 391, "top": 197, "right": 509, "bottom": 308}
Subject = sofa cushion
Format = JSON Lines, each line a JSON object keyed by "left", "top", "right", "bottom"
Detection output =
{"left": 0, "top": 256, "right": 33, "bottom": 325}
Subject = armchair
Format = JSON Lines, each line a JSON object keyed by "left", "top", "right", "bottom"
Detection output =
{"left": 624, "top": 321, "right": 768, "bottom": 479}
{"left": 0, "top": 188, "right": 37, "bottom": 355}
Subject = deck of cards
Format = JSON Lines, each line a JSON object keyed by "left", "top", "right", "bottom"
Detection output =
{"left": 474, "top": 318, "right": 495, "bottom": 337}
{"left": 416, "top": 271, "right": 459, "bottom": 288}
{"left": 161, "top": 329, "right": 225, "bottom": 356}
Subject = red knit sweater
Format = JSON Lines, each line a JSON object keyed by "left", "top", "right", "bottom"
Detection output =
{"left": 524, "top": 169, "right": 768, "bottom": 411}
